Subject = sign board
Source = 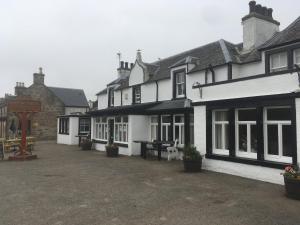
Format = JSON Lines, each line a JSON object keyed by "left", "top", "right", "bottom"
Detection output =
{"left": 7, "top": 96, "right": 41, "bottom": 113}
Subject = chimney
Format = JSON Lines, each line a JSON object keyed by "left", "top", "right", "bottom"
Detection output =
{"left": 33, "top": 67, "right": 45, "bottom": 85}
{"left": 14, "top": 82, "right": 27, "bottom": 96}
{"left": 117, "top": 61, "right": 131, "bottom": 78}
{"left": 242, "top": 1, "right": 280, "bottom": 51}
{"left": 136, "top": 49, "right": 142, "bottom": 63}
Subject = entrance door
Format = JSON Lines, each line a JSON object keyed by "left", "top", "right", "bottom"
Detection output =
{"left": 108, "top": 119, "right": 114, "bottom": 144}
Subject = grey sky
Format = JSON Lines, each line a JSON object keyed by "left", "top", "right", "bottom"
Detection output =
{"left": 0, "top": 0, "right": 299, "bottom": 101}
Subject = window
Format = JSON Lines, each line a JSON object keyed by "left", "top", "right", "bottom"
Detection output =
{"left": 150, "top": 116, "right": 158, "bottom": 141}
{"left": 108, "top": 88, "right": 114, "bottom": 107}
{"left": 174, "top": 71, "right": 185, "bottom": 98}
{"left": 270, "top": 52, "right": 287, "bottom": 72}
{"left": 95, "top": 117, "right": 108, "bottom": 140}
{"left": 59, "top": 118, "right": 69, "bottom": 134}
{"left": 294, "top": 49, "right": 300, "bottom": 66}
{"left": 114, "top": 116, "right": 128, "bottom": 143}
{"left": 79, "top": 118, "right": 90, "bottom": 134}
{"left": 174, "top": 115, "right": 185, "bottom": 146}
{"left": 235, "top": 109, "right": 257, "bottom": 158}
{"left": 133, "top": 86, "right": 141, "bottom": 104}
{"left": 264, "top": 107, "right": 293, "bottom": 163}
{"left": 161, "top": 115, "right": 172, "bottom": 141}
{"left": 212, "top": 110, "right": 229, "bottom": 155}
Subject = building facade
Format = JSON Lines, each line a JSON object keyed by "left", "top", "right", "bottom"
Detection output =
{"left": 90, "top": 1, "right": 300, "bottom": 184}
{"left": 0, "top": 68, "right": 89, "bottom": 140}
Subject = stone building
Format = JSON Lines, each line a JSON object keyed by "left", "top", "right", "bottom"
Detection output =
{"left": 0, "top": 68, "right": 89, "bottom": 140}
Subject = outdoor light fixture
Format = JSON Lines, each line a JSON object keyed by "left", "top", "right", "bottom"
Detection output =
{"left": 193, "top": 82, "right": 202, "bottom": 99}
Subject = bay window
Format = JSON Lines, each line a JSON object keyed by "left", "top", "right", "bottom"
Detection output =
{"left": 212, "top": 110, "right": 229, "bottom": 155}
{"left": 161, "top": 115, "right": 172, "bottom": 141}
{"left": 294, "top": 49, "right": 300, "bottom": 66}
{"left": 174, "top": 115, "right": 185, "bottom": 146}
{"left": 95, "top": 117, "right": 108, "bottom": 140}
{"left": 264, "top": 107, "right": 293, "bottom": 163}
{"left": 235, "top": 109, "right": 257, "bottom": 158}
{"left": 114, "top": 116, "right": 128, "bottom": 143}
{"left": 270, "top": 52, "right": 287, "bottom": 72}
{"left": 150, "top": 116, "right": 158, "bottom": 141}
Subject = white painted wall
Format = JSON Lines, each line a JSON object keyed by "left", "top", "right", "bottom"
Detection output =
{"left": 191, "top": 72, "right": 300, "bottom": 103}
{"left": 57, "top": 117, "right": 79, "bottom": 145}
{"left": 114, "top": 90, "right": 122, "bottom": 107}
{"left": 158, "top": 79, "right": 172, "bottom": 101}
{"left": 65, "top": 107, "right": 88, "bottom": 115}
{"left": 141, "top": 82, "right": 156, "bottom": 103}
{"left": 295, "top": 98, "right": 300, "bottom": 165}
{"left": 122, "top": 88, "right": 132, "bottom": 106}
{"left": 194, "top": 106, "right": 206, "bottom": 155}
{"left": 97, "top": 93, "right": 107, "bottom": 110}
{"left": 129, "top": 63, "right": 144, "bottom": 86}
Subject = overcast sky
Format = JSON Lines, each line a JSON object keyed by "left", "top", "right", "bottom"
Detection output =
{"left": 0, "top": 0, "right": 299, "bottom": 101}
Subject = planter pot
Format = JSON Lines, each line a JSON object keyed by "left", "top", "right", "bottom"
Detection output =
{"left": 183, "top": 159, "right": 202, "bottom": 173}
{"left": 284, "top": 176, "right": 300, "bottom": 200}
{"left": 81, "top": 142, "right": 92, "bottom": 151}
{"left": 106, "top": 146, "right": 119, "bottom": 157}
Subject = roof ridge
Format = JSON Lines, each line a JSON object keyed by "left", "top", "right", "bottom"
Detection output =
{"left": 48, "top": 86, "right": 84, "bottom": 91}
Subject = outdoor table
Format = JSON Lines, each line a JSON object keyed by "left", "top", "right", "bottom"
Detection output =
{"left": 134, "top": 140, "right": 174, "bottom": 160}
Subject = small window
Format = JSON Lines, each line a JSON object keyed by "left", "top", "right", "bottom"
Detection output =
{"left": 270, "top": 52, "right": 287, "bottom": 72}
{"left": 79, "top": 118, "right": 90, "bottom": 134}
{"left": 59, "top": 118, "right": 69, "bottom": 135}
{"left": 212, "top": 110, "right": 229, "bottom": 155}
{"left": 133, "top": 86, "right": 141, "bottom": 104}
{"left": 150, "top": 116, "right": 158, "bottom": 141}
{"left": 174, "top": 71, "right": 185, "bottom": 98}
{"left": 294, "top": 49, "right": 300, "bottom": 66}
{"left": 108, "top": 88, "right": 114, "bottom": 107}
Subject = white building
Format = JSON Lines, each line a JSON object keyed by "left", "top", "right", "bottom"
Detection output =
{"left": 90, "top": 1, "right": 300, "bottom": 184}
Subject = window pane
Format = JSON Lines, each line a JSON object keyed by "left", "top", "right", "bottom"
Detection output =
{"left": 267, "top": 108, "right": 291, "bottom": 121}
{"left": 174, "top": 115, "right": 184, "bottom": 123}
{"left": 267, "top": 125, "right": 278, "bottom": 155}
{"left": 251, "top": 125, "right": 257, "bottom": 153}
{"left": 162, "top": 126, "right": 167, "bottom": 141}
{"left": 175, "top": 126, "right": 179, "bottom": 140}
{"left": 151, "top": 116, "right": 158, "bottom": 123}
{"left": 295, "top": 49, "right": 300, "bottom": 64}
{"left": 215, "top": 124, "right": 222, "bottom": 149}
{"left": 102, "top": 117, "right": 107, "bottom": 123}
{"left": 162, "top": 116, "right": 171, "bottom": 123}
{"left": 115, "top": 116, "right": 121, "bottom": 123}
{"left": 115, "top": 125, "right": 119, "bottom": 141}
{"left": 177, "top": 84, "right": 183, "bottom": 96}
{"left": 238, "top": 125, "right": 247, "bottom": 152}
{"left": 238, "top": 109, "right": 256, "bottom": 121}
{"left": 215, "top": 111, "right": 228, "bottom": 121}
{"left": 282, "top": 125, "right": 293, "bottom": 157}
{"left": 224, "top": 125, "right": 229, "bottom": 149}
{"left": 123, "top": 116, "right": 128, "bottom": 123}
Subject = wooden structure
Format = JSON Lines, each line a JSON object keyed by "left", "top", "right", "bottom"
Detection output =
{"left": 7, "top": 96, "right": 41, "bottom": 160}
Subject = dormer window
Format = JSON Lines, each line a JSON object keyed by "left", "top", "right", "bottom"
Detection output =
{"left": 133, "top": 85, "right": 141, "bottom": 104}
{"left": 294, "top": 49, "right": 300, "bottom": 66}
{"left": 270, "top": 52, "right": 287, "bottom": 72}
{"left": 108, "top": 88, "right": 114, "bottom": 107}
{"left": 174, "top": 70, "right": 185, "bottom": 98}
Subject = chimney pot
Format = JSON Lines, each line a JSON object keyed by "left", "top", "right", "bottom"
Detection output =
{"left": 262, "top": 7, "right": 268, "bottom": 16}
{"left": 267, "top": 8, "right": 273, "bottom": 18}
{"left": 249, "top": 1, "right": 256, "bottom": 13}
{"left": 255, "top": 4, "right": 262, "bottom": 14}
{"left": 125, "top": 62, "right": 128, "bottom": 69}
{"left": 120, "top": 61, "right": 124, "bottom": 69}
{"left": 130, "top": 63, "right": 134, "bottom": 69}
{"left": 136, "top": 49, "right": 142, "bottom": 62}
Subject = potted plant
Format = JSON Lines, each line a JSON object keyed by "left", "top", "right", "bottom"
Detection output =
{"left": 282, "top": 165, "right": 300, "bottom": 200}
{"left": 81, "top": 138, "right": 92, "bottom": 151}
{"left": 183, "top": 145, "right": 202, "bottom": 172}
{"left": 105, "top": 144, "right": 119, "bottom": 157}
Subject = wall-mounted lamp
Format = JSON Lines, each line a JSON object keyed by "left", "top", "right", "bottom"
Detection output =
{"left": 193, "top": 82, "right": 202, "bottom": 99}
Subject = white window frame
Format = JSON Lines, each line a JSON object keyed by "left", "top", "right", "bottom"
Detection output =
{"left": 235, "top": 108, "right": 257, "bottom": 159}
{"left": 173, "top": 114, "right": 185, "bottom": 146}
{"left": 175, "top": 72, "right": 185, "bottom": 98}
{"left": 161, "top": 115, "right": 171, "bottom": 141}
{"left": 79, "top": 118, "right": 90, "bottom": 134}
{"left": 294, "top": 48, "right": 300, "bottom": 66}
{"left": 263, "top": 106, "right": 292, "bottom": 163}
{"left": 133, "top": 86, "right": 141, "bottom": 104}
{"left": 95, "top": 117, "right": 108, "bottom": 141}
{"left": 212, "top": 110, "right": 229, "bottom": 155}
{"left": 59, "top": 118, "right": 69, "bottom": 135}
{"left": 149, "top": 116, "right": 158, "bottom": 141}
{"left": 270, "top": 52, "right": 288, "bottom": 72}
{"left": 114, "top": 116, "right": 128, "bottom": 144}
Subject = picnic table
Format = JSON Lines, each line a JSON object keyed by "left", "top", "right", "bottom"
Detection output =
{"left": 134, "top": 140, "right": 174, "bottom": 160}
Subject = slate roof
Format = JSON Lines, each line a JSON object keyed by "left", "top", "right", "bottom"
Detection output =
{"left": 259, "top": 17, "right": 300, "bottom": 50}
{"left": 146, "top": 99, "right": 192, "bottom": 113}
{"left": 48, "top": 87, "right": 89, "bottom": 107}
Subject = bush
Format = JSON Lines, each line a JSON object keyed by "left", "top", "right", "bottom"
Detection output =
{"left": 183, "top": 145, "right": 202, "bottom": 161}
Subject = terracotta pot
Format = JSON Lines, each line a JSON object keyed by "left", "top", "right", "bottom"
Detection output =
{"left": 183, "top": 159, "right": 202, "bottom": 172}
{"left": 284, "top": 176, "right": 300, "bottom": 200}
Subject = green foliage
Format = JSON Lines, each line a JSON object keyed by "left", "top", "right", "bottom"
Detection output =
{"left": 183, "top": 145, "right": 202, "bottom": 161}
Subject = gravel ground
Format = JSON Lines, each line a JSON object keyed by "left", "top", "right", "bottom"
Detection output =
{"left": 0, "top": 141, "right": 299, "bottom": 225}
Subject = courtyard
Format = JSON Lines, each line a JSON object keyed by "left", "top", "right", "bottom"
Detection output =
{"left": 0, "top": 142, "right": 299, "bottom": 225}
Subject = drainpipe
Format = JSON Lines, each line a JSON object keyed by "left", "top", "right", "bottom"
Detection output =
{"left": 155, "top": 81, "right": 159, "bottom": 102}
{"left": 121, "top": 89, "right": 123, "bottom": 106}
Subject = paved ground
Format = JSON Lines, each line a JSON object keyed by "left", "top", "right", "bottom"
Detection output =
{"left": 0, "top": 142, "right": 299, "bottom": 225}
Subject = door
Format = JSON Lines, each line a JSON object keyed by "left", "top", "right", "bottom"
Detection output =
{"left": 108, "top": 119, "right": 114, "bottom": 144}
